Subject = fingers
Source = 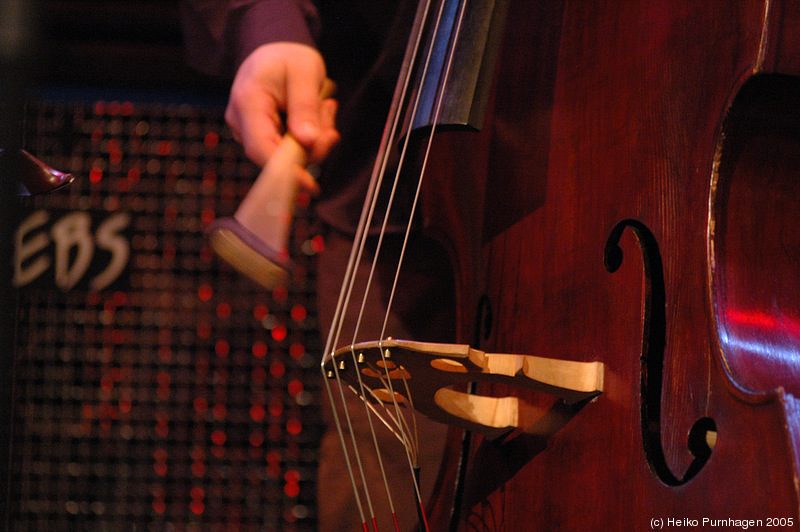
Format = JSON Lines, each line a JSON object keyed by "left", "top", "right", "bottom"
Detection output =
{"left": 285, "top": 69, "right": 323, "bottom": 148}
{"left": 288, "top": 98, "right": 337, "bottom": 196}
{"left": 225, "top": 44, "right": 288, "bottom": 167}
{"left": 226, "top": 42, "right": 340, "bottom": 171}
{"left": 225, "top": 95, "right": 282, "bottom": 168}
{"left": 284, "top": 58, "right": 339, "bottom": 162}
{"left": 307, "top": 97, "right": 340, "bottom": 165}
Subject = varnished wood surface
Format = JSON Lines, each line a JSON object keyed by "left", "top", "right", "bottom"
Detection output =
{"left": 415, "top": 1, "right": 800, "bottom": 529}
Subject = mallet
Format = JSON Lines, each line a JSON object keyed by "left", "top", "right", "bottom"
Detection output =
{"left": 207, "top": 81, "right": 334, "bottom": 290}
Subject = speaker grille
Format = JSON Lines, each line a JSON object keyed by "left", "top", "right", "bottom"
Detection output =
{"left": 10, "top": 95, "right": 323, "bottom": 531}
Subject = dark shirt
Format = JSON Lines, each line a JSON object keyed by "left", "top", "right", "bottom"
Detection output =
{"left": 180, "top": 0, "right": 418, "bottom": 234}
{"left": 180, "top": 0, "right": 319, "bottom": 79}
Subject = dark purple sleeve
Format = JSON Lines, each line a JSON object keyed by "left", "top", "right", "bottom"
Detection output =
{"left": 180, "top": 0, "right": 320, "bottom": 79}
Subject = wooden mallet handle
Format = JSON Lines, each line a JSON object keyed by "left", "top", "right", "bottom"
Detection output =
{"left": 207, "top": 80, "right": 334, "bottom": 289}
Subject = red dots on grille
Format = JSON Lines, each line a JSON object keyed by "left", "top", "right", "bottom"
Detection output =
{"left": 272, "top": 286, "right": 288, "bottom": 303}
{"left": 211, "top": 430, "right": 226, "bottom": 446}
{"left": 194, "top": 397, "right": 208, "bottom": 414}
{"left": 216, "top": 302, "right": 231, "bottom": 319}
{"left": 157, "top": 140, "right": 172, "bottom": 156}
{"left": 201, "top": 208, "right": 216, "bottom": 225}
{"left": 90, "top": 167, "right": 103, "bottom": 183}
{"left": 164, "top": 204, "right": 178, "bottom": 223}
{"left": 311, "top": 235, "right": 325, "bottom": 253}
{"left": 252, "top": 341, "right": 267, "bottom": 359}
{"left": 190, "top": 500, "right": 205, "bottom": 515}
{"left": 204, "top": 132, "right": 219, "bottom": 149}
{"left": 289, "top": 343, "right": 305, "bottom": 359}
{"left": 203, "top": 170, "right": 217, "bottom": 187}
{"left": 152, "top": 499, "right": 166, "bottom": 514}
{"left": 287, "top": 380, "right": 303, "bottom": 397}
{"left": 127, "top": 166, "right": 141, "bottom": 183}
{"left": 191, "top": 461, "right": 206, "bottom": 478}
{"left": 269, "top": 401, "right": 283, "bottom": 417}
{"left": 253, "top": 304, "right": 269, "bottom": 321}
{"left": 198, "top": 284, "right": 213, "bottom": 301}
{"left": 197, "top": 321, "right": 212, "bottom": 339}
{"left": 249, "top": 431, "right": 264, "bottom": 447}
{"left": 286, "top": 418, "right": 302, "bottom": 435}
{"left": 250, "top": 403, "right": 265, "bottom": 422}
{"left": 153, "top": 447, "right": 168, "bottom": 477}
{"left": 154, "top": 462, "right": 168, "bottom": 476}
{"left": 270, "top": 361, "right": 285, "bottom": 379}
{"left": 271, "top": 325, "right": 287, "bottom": 342}
{"left": 215, "top": 340, "right": 229, "bottom": 357}
{"left": 290, "top": 305, "right": 306, "bottom": 322}
{"left": 212, "top": 403, "right": 227, "bottom": 420}
{"left": 284, "top": 481, "right": 300, "bottom": 498}
{"left": 106, "top": 101, "right": 121, "bottom": 115}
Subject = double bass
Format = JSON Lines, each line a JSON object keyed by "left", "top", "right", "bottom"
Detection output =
{"left": 218, "top": 0, "right": 800, "bottom": 529}
{"left": 331, "top": 0, "right": 800, "bottom": 528}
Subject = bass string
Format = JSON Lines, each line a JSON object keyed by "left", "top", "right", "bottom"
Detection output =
{"left": 318, "top": 0, "right": 438, "bottom": 524}
{"left": 319, "top": 0, "right": 468, "bottom": 527}
{"left": 317, "top": 0, "right": 435, "bottom": 516}
{"left": 371, "top": 0, "right": 469, "bottom": 520}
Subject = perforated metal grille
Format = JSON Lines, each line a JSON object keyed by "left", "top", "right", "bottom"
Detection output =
{"left": 9, "top": 96, "right": 323, "bottom": 531}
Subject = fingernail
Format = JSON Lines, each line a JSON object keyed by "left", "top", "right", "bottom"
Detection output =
{"left": 296, "top": 121, "right": 319, "bottom": 140}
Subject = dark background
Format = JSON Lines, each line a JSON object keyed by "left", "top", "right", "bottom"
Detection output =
{"left": 3, "top": 2, "right": 325, "bottom": 530}
{"left": 34, "top": 0, "right": 218, "bottom": 93}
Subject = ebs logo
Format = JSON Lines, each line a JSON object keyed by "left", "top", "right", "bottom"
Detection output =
{"left": 14, "top": 209, "right": 131, "bottom": 292}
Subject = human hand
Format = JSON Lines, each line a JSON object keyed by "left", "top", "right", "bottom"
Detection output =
{"left": 225, "top": 42, "right": 339, "bottom": 194}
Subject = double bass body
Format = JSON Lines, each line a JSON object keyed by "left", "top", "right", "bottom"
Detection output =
{"left": 413, "top": 0, "right": 800, "bottom": 529}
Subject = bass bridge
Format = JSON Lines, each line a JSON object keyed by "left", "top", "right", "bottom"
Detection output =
{"left": 324, "top": 339, "right": 604, "bottom": 441}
